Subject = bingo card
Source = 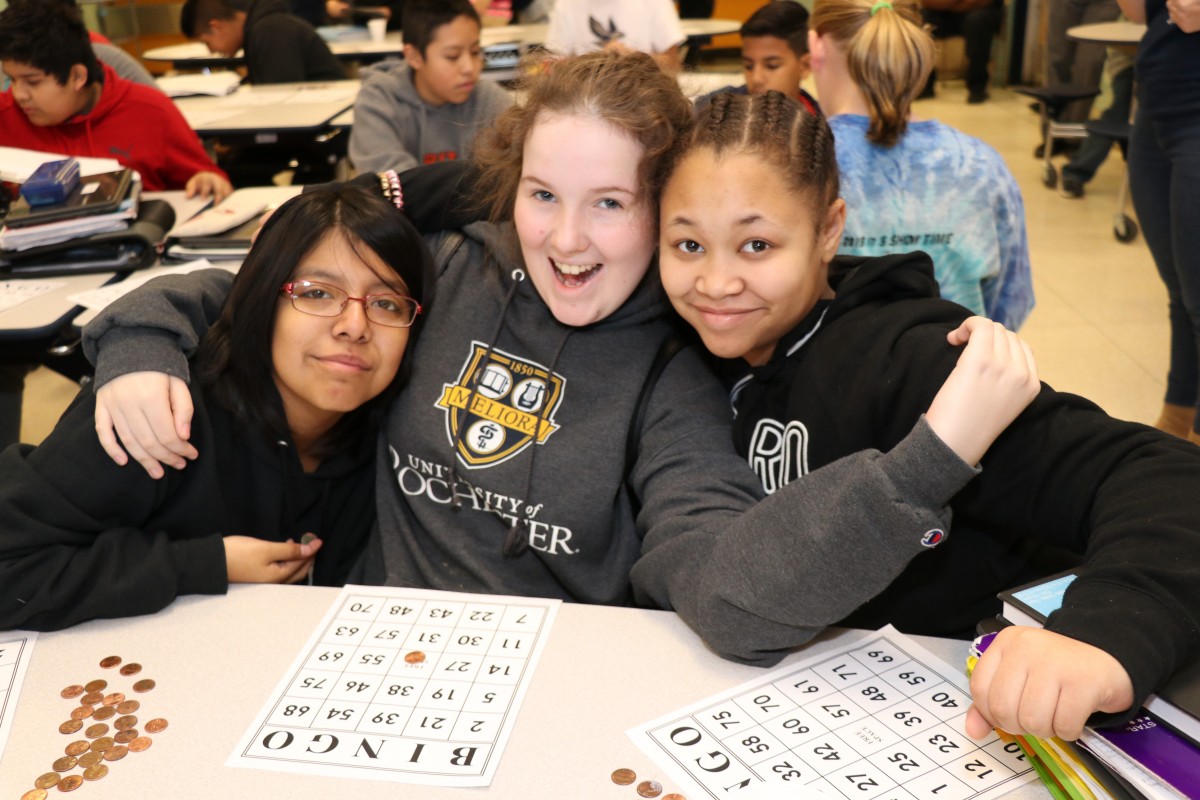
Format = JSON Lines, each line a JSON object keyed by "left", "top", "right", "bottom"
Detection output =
{"left": 0, "top": 632, "right": 37, "bottom": 763}
{"left": 228, "top": 586, "right": 558, "bottom": 786}
{"left": 630, "top": 626, "right": 1036, "bottom": 800}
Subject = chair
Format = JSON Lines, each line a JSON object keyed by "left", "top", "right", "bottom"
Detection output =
{"left": 1013, "top": 84, "right": 1101, "bottom": 190}
{"left": 1084, "top": 117, "right": 1138, "bottom": 243}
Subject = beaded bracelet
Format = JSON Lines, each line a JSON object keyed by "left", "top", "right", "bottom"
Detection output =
{"left": 378, "top": 170, "right": 404, "bottom": 211}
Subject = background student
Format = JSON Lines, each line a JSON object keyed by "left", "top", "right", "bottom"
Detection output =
{"left": 546, "top": 0, "right": 685, "bottom": 73}
{"left": 80, "top": 53, "right": 1027, "bottom": 668}
{"left": 349, "top": 0, "right": 511, "bottom": 174}
{"left": 0, "top": 185, "right": 433, "bottom": 632}
{"left": 0, "top": 0, "right": 231, "bottom": 199}
{"left": 810, "top": 0, "right": 1034, "bottom": 330}
{"left": 918, "top": 0, "right": 1004, "bottom": 104}
{"left": 694, "top": 0, "right": 819, "bottom": 115}
{"left": 653, "top": 88, "right": 1200, "bottom": 741}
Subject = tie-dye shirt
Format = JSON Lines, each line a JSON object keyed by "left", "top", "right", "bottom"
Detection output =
{"left": 830, "top": 115, "right": 1034, "bottom": 329}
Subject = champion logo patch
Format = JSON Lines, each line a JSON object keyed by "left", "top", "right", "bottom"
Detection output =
{"left": 920, "top": 529, "right": 946, "bottom": 548}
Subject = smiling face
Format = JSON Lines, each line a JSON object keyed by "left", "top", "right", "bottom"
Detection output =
{"left": 512, "top": 112, "right": 657, "bottom": 328}
{"left": 405, "top": 14, "right": 483, "bottom": 107}
{"left": 659, "top": 147, "right": 845, "bottom": 366}
{"left": 2, "top": 61, "right": 91, "bottom": 126}
{"left": 742, "top": 35, "right": 810, "bottom": 99}
{"left": 271, "top": 232, "right": 412, "bottom": 440}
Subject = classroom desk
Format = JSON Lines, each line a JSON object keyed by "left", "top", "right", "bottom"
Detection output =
{"left": 1065, "top": 20, "right": 1146, "bottom": 48}
{"left": 0, "top": 584, "right": 1047, "bottom": 800}
{"left": 173, "top": 80, "right": 360, "bottom": 138}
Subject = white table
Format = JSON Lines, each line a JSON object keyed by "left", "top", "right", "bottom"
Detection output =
{"left": 0, "top": 584, "right": 1047, "bottom": 800}
{"left": 173, "top": 80, "right": 360, "bottom": 138}
{"left": 1065, "top": 20, "right": 1146, "bottom": 47}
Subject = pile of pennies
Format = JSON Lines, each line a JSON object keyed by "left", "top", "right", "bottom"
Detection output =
{"left": 611, "top": 767, "right": 686, "bottom": 799}
{"left": 20, "top": 655, "right": 169, "bottom": 798}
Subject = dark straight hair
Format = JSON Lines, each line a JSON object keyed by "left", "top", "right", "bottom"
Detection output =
{"left": 402, "top": 0, "right": 480, "bottom": 56}
{"left": 0, "top": 0, "right": 103, "bottom": 86}
{"left": 741, "top": 0, "right": 811, "bottom": 57}
{"left": 194, "top": 185, "right": 436, "bottom": 459}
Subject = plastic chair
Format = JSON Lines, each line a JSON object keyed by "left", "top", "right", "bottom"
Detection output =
{"left": 1013, "top": 84, "right": 1101, "bottom": 189}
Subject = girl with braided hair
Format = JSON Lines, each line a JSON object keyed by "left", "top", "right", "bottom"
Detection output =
{"left": 658, "top": 88, "right": 1200, "bottom": 741}
{"left": 808, "top": 0, "right": 1033, "bottom": 330}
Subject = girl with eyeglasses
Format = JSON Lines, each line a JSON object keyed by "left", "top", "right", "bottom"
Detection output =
{"left": 0, "top": 185, "right": 433, "bottom": 630}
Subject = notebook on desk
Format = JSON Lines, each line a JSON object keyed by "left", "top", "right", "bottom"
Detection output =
{"left": 2, "top": 170, "right": 134, "bottom": 229}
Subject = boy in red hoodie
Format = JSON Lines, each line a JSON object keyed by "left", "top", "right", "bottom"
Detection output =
{"left": 0, "top": 1, "right": 231, "bottom": 200}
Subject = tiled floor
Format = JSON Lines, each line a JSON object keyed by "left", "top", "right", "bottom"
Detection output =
{"left": 17, "top": 78, "right": 1170, "bottom": 445}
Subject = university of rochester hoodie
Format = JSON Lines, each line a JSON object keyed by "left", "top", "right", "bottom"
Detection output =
{"left": 0, "top": 62, "right": 225, "bottom": 191}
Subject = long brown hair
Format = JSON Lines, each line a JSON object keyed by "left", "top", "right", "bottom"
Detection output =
{"left": 810, "top": 0, "right": 934, "bottom": 147}
{"left": 472, "top": 50, "right": 694, "bottom": 223}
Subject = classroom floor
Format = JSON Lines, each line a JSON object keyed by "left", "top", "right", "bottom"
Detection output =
{"left": 17, "top": 76, "right": 1169, "bottom": 445}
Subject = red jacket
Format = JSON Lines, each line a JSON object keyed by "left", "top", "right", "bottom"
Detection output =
{"left": 0, "top": 62, "right": 227, "bottom": 191}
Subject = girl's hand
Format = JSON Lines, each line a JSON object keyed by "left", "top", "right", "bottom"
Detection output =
{"left": 95, "top": 371, "right": 198, "bottom": 479}
{"left": 966, "top": 626, "right": 1134, "bottom": 741}
{"left": 223, "top": 535, "right": 323, "bottom": 584}
{"left": 926, "top": 317, "right": 1040, "bottom": 466}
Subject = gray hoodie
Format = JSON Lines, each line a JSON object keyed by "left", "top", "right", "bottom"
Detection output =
{"left": 349, "top": 60, "right": 512, "bottom": 173}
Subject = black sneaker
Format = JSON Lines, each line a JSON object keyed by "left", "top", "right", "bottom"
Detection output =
{"left": 968, "top": 89, "right": 989, "bottom": 104}
{"left": 1059, "top": 177, "right": 1084, "bottom": 199}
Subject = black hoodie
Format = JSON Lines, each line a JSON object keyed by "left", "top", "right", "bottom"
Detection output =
{"left": 729, "top": 251, "right": 1200, "bottom": 721}
{"left": 243, "top": 0, "right": 344, "bottom": 84}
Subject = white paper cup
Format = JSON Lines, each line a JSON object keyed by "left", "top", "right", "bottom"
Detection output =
{"left": 367, "top": 18, "right": 386, "bottom": 42}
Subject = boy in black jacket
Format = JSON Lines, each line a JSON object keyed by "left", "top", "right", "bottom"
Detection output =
{"left": 651, "top": 90, "right": 1200, "bottom": 742}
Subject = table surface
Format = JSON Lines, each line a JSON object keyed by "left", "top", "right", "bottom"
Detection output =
{"left": 173, "top": 80, "right": 360, "bottom": 136}
{"left": 0, "top": 585, "right": 1047, "bottom": 800}
{"left": 1065, "top": 20, "right": 1146, "bottom": 45}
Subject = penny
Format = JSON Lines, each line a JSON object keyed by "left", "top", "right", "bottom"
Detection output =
{"left": 20, "top": 789, "right": 48, "bottom": 800}
{"left": 83, "top": 679, "right": 106, "bottom": 693}
{"left": 98, "top": 656, "right": 122, "bottom": 669}
{"left": 65, "top": 740, "right": 90, "bottom": 756}
{"left": 34, "top": 774, "right": 60, "bottom": 790}
{"left": 611, "top": 768, "right": 637, "bottom": 785}
{"left": 662, "top": 795, "right": 687, "bottom": 800}
{"left": 82, "top": 764, "right": 109, "bottom": 781}
{"left": 58, "top": 720, "right": 82, "bottom": 735}
{"left": 56, "top": 775, "right": 83, "bottom": 792}
{"left": 120, "top": 663, "right": 142, "bottom": 677}
{"left": 59, "top": 686, "right": 84, "bottom": 700}
{"left": 114, "top": 715, "right": 137, "bottom": 731}
{"left": 90, "top": 736, "right": 114, "bottom": 752}
{"left": 80, "top": 692, "right": 104, "bottom": 705}
{"left": 51, "top": 756, "right": 77, "bottom": 772}
{"left": 637, "top": 780, "right": 663, "bottom": 798}
{"left": 128, "top": 736, "right": 152, "bottom": 753}
{"left": 103, "top": 745, "right": 129, "bottom": 762}
{"left": 84, "top": 723, "right": 108, "bottom": 739}
{"left": 101, "top": 693, "right": 124, "bottom": 706}
{"left": 116, "top": 700, "right": 139, "bottom": 715}
{"left": 91, "top": 706, "right": 116, "bottom": 721}
{"left": 132, "top": 678, "right": 155, "bottom": 693}
{"left": 145, "top": 718, "right": 169, "bottom": 734}
{"left": 76, "top": 752, "right": 102, "bottom": 769}
{"left": 404, "top": 651, "right": 425, "bottom": 664}
{"left": 114, "top": 730, "right": 137, "bottom": 744}
{"left": 69, "top": 705, "right": 93, "bottom": 721}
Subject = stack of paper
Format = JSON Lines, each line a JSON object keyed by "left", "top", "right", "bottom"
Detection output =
{"left": 156, "top": 71, "right": 242, "bottom": 97}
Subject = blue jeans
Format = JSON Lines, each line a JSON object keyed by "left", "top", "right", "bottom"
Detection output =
{"left": 1063, "top": 64, "right": 1134, "bottom": 184}
{"left": 1129, "top": 109, "right": 1200, "bottom": 431}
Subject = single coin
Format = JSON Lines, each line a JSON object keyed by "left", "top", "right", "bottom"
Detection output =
{"left": 35, "top": 774, "right": 61, "bottom": 790}
{"left": 403, "top": 651, "right": 425, "bottom": 664}
{"left": 82, "top": 764, "right": 109, "bottom": 781}
{"left": 145, "top": 718, "right": 169, "bottom": 734}
{"left": 58, "top": 720, "right": 82, "bottom": 735}
{"left": 59, "top": 685, "right": 84, "bottom": 700}
{"left": 300, "top": 532, "right": 316, "bottom": 544}
{"left": 663, "top": 795, "right": 687, "bottom": 800}
{"left": 83, "top": 679, "right": 106, "bottom": 693}
{"left": 120, "top": 663, "right": 142, "bottom": 677}
{"left": 56, "top": 775, "right": 83, "bottom": 792}
{"left": 98, "top": 656, "right": 122, "bottom": 669}
{"left": 69, "top": 705, "right": 93, "bottom": 721}
{"left": 91, "top": 706, "right": 116, "bottom": 721}
{"left": 131, "top": 678, "right": 155, "bottom": 693}
{"left": 65, "top": 740, "right": 90, "bottom": 756}
{"left": 80, "top": 691, "right": 104, "bottom": 706}
{"left": 114, "top": 715, "right": 137, "bottom": 731}
{"left": 20, "top": 789, "right": 48, "bottom": 800}
{"left": 76, "top": 752, "right": 102, "bottom": 769}
{"left": 103, "top": 745, "right": 128, "bottom": 762}
{"left": 115, "top": 700, "right": 139, "bottom": 715}
{"left": 51, "top": 756, "right": 77, "bottom": 772}
{"left": 637, "top": 780, "right": 663, "bottom": 798}
{"left": 101, "top": 692, "right": 124, "bottom": 706}
{"left": 84, "top": 723, "right": 108, "bottom": 739}
{"left": 114, "top": 730, "right": 137, "bottom": 744}
{"left": 611, "top": 768, "right": 637, "bottom": 786}
{"left": 90, "top": 736, "right": 114, "bottom": 753}
{"left": 127, "top": 736, "right": 152, "bottom": 753}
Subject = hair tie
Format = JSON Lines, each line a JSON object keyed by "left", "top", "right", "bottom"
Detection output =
{"left": 870, "top": 0, "right": 892, "bottom": 14}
